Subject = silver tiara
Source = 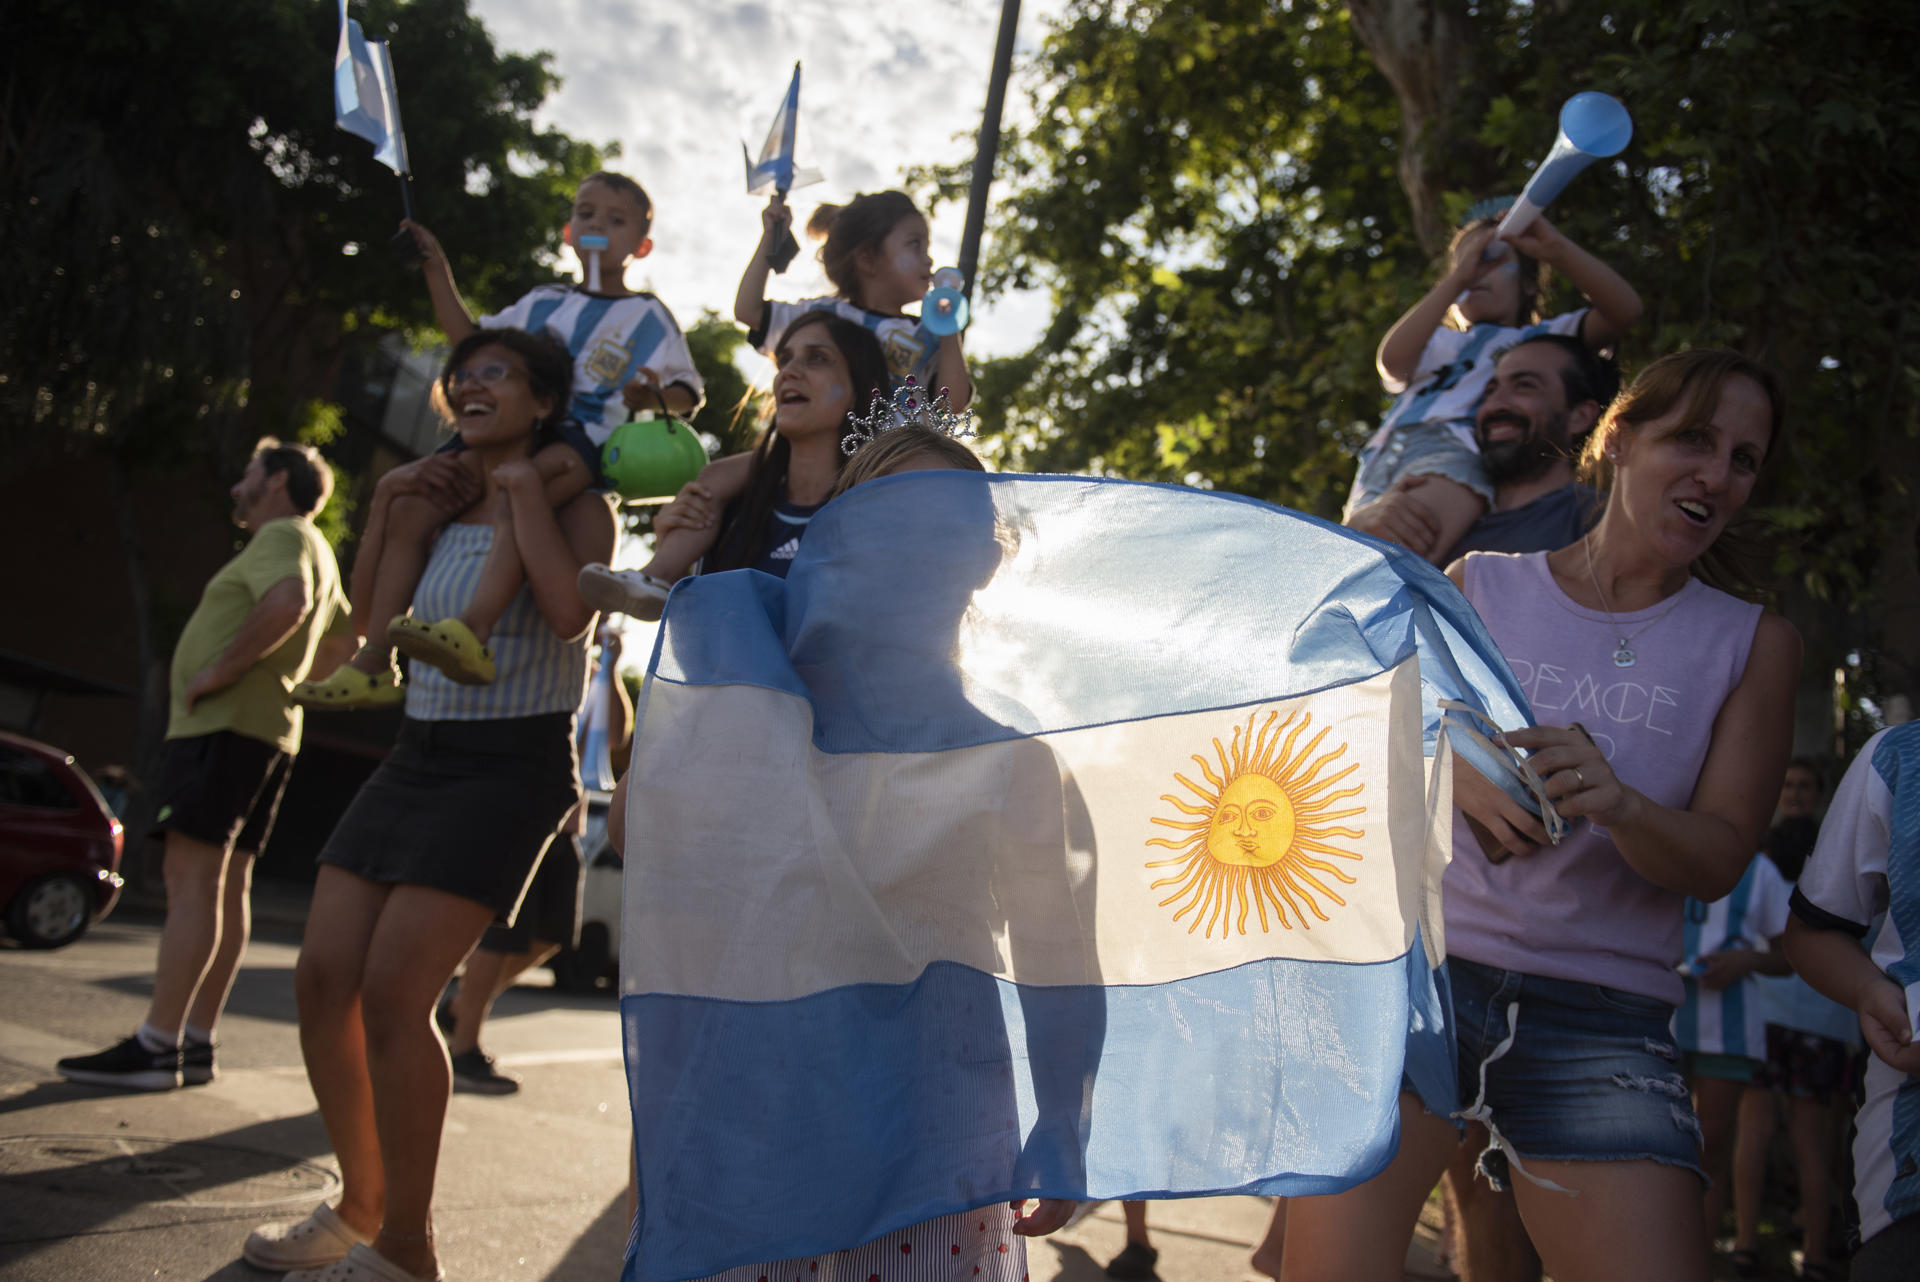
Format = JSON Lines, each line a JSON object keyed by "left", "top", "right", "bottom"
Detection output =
{"left": 840, "top": 378, "right": 977, "bottom": 457}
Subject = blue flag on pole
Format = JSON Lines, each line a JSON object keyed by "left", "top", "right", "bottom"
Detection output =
{"left": 334, "top": 0, "right": 410, "bottom": 176}
{"left": 743, "top": 61, "right": 823, "bottom": 196}
{"left": 619, "top": 472, "right": 1535, "bottom": 1281}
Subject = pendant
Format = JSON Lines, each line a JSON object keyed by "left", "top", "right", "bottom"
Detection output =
{"left": 1613, "top": 644, "right": 1636, "bottom": 668}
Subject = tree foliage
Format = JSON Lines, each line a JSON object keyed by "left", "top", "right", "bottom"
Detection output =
{"left": 1, "top": 0, "right": 608, "bottom": 481}
{"left": 976, "top": 0, "right": 1920, "bottom": 727}
{"left": 0, "top": 0, "right": 612, "bottom": 832}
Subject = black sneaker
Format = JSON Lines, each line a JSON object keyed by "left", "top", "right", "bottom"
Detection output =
{"left": 449, "top": 1048, "right": 519, "bottom": 1095}
{"left": 181, "top": 1040, "right": 216, "bottom": 1086}
{"left": 57, "top": 1035, "right": 182, "bottom": 1091}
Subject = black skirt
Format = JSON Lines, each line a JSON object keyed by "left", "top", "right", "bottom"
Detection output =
{"left": 318, "top": 714, "right": 578, "bottom": 921}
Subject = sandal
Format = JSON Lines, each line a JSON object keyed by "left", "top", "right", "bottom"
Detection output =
{"left": 389, "top": 615, "right": 496, "bottom": 685}
{"left": 577, "top": 563, "right": 673, "bottom": 622}
{"left": 1729, "top": 1248, "right": 1761, "bottom": 1278}
{"left": 1798, "top": 1262, "right": 1839, "bottom": 1282}
{"left": 291, "top": 665, "right": 405, "bottom": 711}
{"left": 286, "top": 1243, "right": 444, "bottom": 1282}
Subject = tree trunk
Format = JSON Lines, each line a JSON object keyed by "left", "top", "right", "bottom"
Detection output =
{"left": 1346, "top": 0, "right": 1481, "bottom": 256}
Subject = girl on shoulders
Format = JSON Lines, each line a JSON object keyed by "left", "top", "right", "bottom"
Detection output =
{"left": 1345, "top": 208, "right": 1641, "bottom": 566}
{"left": 578, "top": 191, "right": 971, "bottom": 620}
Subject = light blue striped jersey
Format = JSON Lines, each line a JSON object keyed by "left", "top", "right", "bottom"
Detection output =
{"left": 1674, "top": 855, "right": 1790, "bottom": 1058}
{"left": 482, "top": 285, "right": 703, "bottom": 442}
{"left": 759, "top": 296, "right": 943, "bottom": 393}
{"left": 1794, "top": 722, "right": 1920, "bottom": 1242}
{"left": 403, "top": 523, "right": 589, "bottom": 722}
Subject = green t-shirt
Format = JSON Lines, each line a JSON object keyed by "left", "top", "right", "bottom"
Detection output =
{"left": 167, "top": 516, "right": 351, "bottom": 753}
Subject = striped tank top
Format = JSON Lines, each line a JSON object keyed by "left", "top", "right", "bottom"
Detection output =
{"left": 404, "top": 523, "right": 589, "bottom": 721}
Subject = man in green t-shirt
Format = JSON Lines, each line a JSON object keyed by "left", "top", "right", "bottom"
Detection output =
{"left": 60, "top": 439, "right": 352, "bottom": 1091}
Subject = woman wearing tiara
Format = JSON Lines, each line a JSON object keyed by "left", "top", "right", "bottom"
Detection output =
{"left": 1281, "top": 349, "right": 1801, "bottom": 1282}
{"left": 608, "top": 353, "right": 1082, "bottom": 1280}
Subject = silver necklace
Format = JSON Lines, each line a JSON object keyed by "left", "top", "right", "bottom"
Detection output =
{"left": 1583, "top": 538, "right": 1687, "bottom": 668}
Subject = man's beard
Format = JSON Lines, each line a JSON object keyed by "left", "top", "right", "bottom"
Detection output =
{"left": 1478, "top": 409, "right": 1570, "bottom": 485}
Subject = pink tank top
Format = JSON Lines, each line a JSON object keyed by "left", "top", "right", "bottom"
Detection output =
{"left": 1444, "top": 552, "right": 1763, "bottom": 1003}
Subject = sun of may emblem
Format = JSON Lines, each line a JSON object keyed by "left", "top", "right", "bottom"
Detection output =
{"left": 1146, "top": 708, "right": 1366, "bottom": 938}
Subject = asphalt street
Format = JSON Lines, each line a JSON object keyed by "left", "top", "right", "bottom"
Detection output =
{"left": 0, "top": 903, "right": 1451, "bottom": 1281}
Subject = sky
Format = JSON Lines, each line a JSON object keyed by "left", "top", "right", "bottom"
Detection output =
{"left": 457, "top": 0, "right": 1071, "bottom": 623}
{"left": 466, "top": 0, "right": 1069, "bottom": 373}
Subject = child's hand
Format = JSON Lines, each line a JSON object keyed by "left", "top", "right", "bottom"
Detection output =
{"left": 1348, "top": 475, "right": 1442, "bottom": 557}
{"left": 1858, "top": 975, "right": 1920, "bottom": 1075}
{"left": 1009, "top": 1198, "right": 1077, "bottom": 1237}
{"left": 761, "top": 197, "right": 794, "bottom": 247}
{"left": 1697, "top": 950, "right": 1756, "bottom": 991}
{"left": 1448, "top": 224, "right": 1506, "bottom": 284}
{"left": 492, "top": 458, "right": 542, "bottom": 493}
{"left": 398, "top": 219, "right": 447, "bottom": 271}
{"left": 654, "top": 481, "right": 718, "bottom": 537}
{"left": 622, "top": 368, "right": 667, "bottom": 413}
{"left": 376, "top": 455, "right": 481, "bottom": 515}
{"left": 1501, "top": 214, "right": 1566, "bottom": 264}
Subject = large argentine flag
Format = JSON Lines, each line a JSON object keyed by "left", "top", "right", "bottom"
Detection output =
{"left": 620, "top": 472, "right": 1532, "bottom": 1281}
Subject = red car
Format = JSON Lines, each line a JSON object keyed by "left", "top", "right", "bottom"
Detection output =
{"left": 0, "top": 731, "right": 124, "bottom": 948}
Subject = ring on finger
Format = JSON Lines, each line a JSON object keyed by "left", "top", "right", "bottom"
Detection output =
{"left": 1571, "top": 767, "right": 1587, "bottom": 790}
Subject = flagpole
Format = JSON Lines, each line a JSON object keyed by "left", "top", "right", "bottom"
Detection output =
{"left": 768, "top": 61, "right": 802, "bottom": 273}
{"left": 956, "top": 0, "right": 1020, "bottom": 301}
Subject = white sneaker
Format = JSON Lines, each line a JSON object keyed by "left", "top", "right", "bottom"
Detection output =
{"left": 244, "top": 1201, "right": 371, "bottom": 1271}
{"left": 577, "top": 563, "right": 673, "bottom": 622}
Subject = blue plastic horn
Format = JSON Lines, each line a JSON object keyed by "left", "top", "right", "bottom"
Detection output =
{"left": 920, "top": 267, "right": 970, "bottom": 337}
{"left": 1495, "top": 92, "right": 1633, "bottom": 241}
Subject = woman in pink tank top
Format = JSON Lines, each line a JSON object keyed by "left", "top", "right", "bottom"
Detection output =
{"left": 1282, "top": 350, "right": 1801, "bottom": 1282}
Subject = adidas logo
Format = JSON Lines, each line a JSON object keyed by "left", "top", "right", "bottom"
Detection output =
{"left": 769, "top": 538, "right": 801, "bottom": 562}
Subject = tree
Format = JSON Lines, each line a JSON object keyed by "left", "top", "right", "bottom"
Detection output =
{"left": 0, "top": 0, "right": 609, "bottom": 834}
{"left": 973, "top": 0, "right": 1920, "bottom": 752}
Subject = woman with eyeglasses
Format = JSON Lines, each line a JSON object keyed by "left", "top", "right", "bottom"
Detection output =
{"left": 243, "top": 329, "right": 616, "bottom": 1282}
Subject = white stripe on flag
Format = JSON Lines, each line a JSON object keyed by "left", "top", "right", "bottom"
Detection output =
{"left": 623, "top": 658, "right": 1428, "bottom": 1002}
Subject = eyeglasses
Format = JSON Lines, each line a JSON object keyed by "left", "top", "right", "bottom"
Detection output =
{"left": 445, "top": 361, "right": 521, "bottom": 390}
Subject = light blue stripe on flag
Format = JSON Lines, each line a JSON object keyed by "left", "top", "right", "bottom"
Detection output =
{"left": 621, "top": 472, "right": 1534, "bottom": 1280}
{"left": 333, "top": 0, "right": 408, "bottom": 174}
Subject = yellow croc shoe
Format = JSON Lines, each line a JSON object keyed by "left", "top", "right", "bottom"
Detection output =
{"left": 388, "top": 615, "right": 497, "bottom": 686}
{"left": 291, "top": 665, "right": 405, "bottom": 711}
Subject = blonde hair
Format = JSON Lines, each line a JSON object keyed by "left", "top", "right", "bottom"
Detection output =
{"left": 830, "top": 426, "right": 984, "bottom": 499}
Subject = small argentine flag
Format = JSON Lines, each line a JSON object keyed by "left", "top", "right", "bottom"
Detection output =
{"left": 619, "top": 472, "right": 1534, "bottom": 1281}
{"left": 743, "top": 61, "right": 823, "bottom": 197}
{"left": 334, "top": 0, "right": 409, "bottom": 176}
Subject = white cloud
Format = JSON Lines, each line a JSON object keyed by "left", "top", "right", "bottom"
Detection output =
{"left": 465, "top": 0, "right": 1067, "bottom": 378}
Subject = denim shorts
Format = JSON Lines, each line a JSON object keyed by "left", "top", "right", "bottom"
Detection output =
{"left": 1347, "top": 418, "right": 1494, "bottom": 513}
{"left": 1449, "top": 956, "right": 1706, "bottom": 1189}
